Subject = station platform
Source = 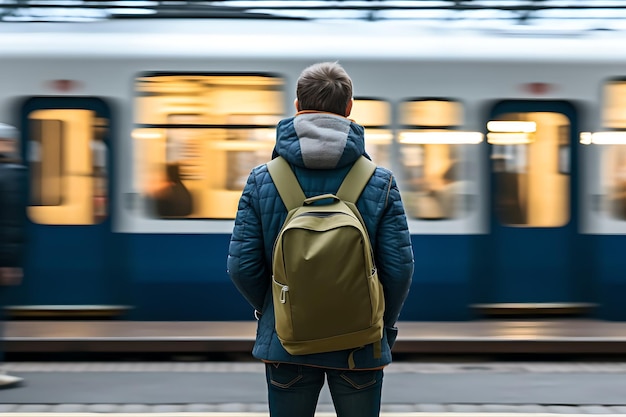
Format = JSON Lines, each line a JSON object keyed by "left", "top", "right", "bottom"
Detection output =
{"left": 4, "top": 319, "right": 626, "bottom": 415}
{"left": 1, "top": 361, "right": 626, "bottom": 415}
{"left": 6, "top": 319, "right": 626, "bottom": 356}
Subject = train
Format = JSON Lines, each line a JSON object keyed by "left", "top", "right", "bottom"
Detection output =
{"left": 1, "top": 18, "right": 626, "bottom": 321}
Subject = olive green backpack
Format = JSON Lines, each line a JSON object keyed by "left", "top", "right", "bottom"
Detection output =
{"left": 267, "top": 156, "right": 385, "bottom": 359}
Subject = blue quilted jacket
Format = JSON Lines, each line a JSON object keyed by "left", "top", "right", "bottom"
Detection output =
{"left": 227, "top": 112, "right": 414, "bottom": 369}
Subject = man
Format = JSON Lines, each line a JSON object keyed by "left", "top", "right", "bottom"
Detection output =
{"left": 0, "top": 123, "right": 27, "bottom": 388}
{"left": 228, "top": 62, "right": 413, "bottom": 417}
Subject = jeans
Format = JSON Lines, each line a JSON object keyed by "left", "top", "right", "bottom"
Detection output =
{"left": 265, "top": 362, "right": 383, "bottom": 417}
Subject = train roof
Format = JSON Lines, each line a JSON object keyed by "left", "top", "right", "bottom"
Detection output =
{"left": 1, "top": 18, "right": 626, "bottom": 62}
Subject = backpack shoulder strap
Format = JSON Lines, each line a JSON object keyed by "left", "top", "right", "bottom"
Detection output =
{"left": 266, "top": 157, "right": 306, "bottom": 211}
{"left": 336, "top": 156, "right": 377, "bottom": 203}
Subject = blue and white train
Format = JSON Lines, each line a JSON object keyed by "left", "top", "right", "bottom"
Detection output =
{"left": 1, "top": 18, "right": 626, "bottom": 321}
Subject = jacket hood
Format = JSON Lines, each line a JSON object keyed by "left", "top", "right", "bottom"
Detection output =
{"left": 0, "top": 123, "right": 21, "bottom": 163}
{"left": 272, "top": 112, "right": 367, "bottom": 170}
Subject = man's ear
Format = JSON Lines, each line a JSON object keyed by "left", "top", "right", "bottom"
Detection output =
{"left": 294, "top": 99, "right": 300, "bottom": 112}
{"left": 345, "top": 99, "right": 353, "bottom": 117}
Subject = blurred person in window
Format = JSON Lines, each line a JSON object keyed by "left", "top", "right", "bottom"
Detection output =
{"left": 0, "top": 124, "right": 26, "bottom": 388}
{"left": 144, "top": 162, "right": 193, "bottom": 218}
{"left": 227, "top": 62, "right": 413, "bottom": 417}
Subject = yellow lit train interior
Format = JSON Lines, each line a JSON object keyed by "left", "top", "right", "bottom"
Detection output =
{"left": 349, "top": 99, "right": 392, "bottom": 170}
{"left": 27, "top": 109, "right": 108, "bottom": 225}
{"left": 601, "top": 80, "right": 626, "bottom": 220}
{"left": 133, "top": 75, "right": 395, "bottom": 220}
{"left": 398, "top": 99, "right": 470, "bottom": 220}
{"left": 133, "top": 74, "right": 284, "bottom": 219}
{"left": 489, "top": 112, "right": 570, "bottom": 227}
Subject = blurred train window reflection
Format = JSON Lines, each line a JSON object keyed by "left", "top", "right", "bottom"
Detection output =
{"left": 350, "top": 98, "right": 392, "bottom": 169}
{"left": 134, "top": 74, "right": 283, "bottom": 220}
{"left": 27, "top": 109, "right": 108, "bottom": 225}
{"left": 600, "top": 80, "right": 626, "bottom": 220}
{"left": 488, "top": 113, "right": 570, "bottom": 227}
{"left": 398, "top": 99, "right": 477, "bottom": 220}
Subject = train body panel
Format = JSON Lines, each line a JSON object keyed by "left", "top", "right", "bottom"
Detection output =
{"left": 1, "top": 19, "right": 625, "bottom": 320}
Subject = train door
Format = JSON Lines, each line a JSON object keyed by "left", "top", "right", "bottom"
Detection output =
{"left": 8, "top": 97, "right": 124, "bottom": 317}
{"left": 479, "top": 100, "right": 592, "bottom": 315}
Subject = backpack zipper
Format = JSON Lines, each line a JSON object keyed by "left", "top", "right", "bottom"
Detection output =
{"left": 272, "top": 276, "right": 289, "bottom": 303}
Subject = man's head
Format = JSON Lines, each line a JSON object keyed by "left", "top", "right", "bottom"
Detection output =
{"left": 295, "top": 62, "right": 353, "bottom": 117}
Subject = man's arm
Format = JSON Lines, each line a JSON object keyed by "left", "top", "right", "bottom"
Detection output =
{"left": 227, "top": 170, "right": 270, "bottom": 312}
{"left": 375, "top": 176, "right": 414, "bottom": 327}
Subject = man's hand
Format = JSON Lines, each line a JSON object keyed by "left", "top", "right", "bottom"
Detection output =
{"left": 0, "top": 267, "right": 23, "bottom": 286}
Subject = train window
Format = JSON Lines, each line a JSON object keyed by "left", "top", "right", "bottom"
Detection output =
{"left": 133, "top": 73, "right": 283, "bottom": 220}
{"left": 602, "top": 80, "right": 626, "bottom": 129}
{"left": 27, "top": 109, "right": 108, "bottom": 225}
{"left": 350, "top": 98, "right": 392, "bottom": 170}
{"left": 398, "top": 99, "right": 480, "bottom": 220}
{"left": 602, "top": 145, "right": 626, "bottom": 220}
{"left": 598, "top": 80, "right": 626, "bottom": 220}
{"left": 488, "top": 113, "right": 570, "bottom": 227}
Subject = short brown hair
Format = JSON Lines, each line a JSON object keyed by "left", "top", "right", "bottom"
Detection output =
{"left": 296, "top": 62, "right": 353, "bottom": 116}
